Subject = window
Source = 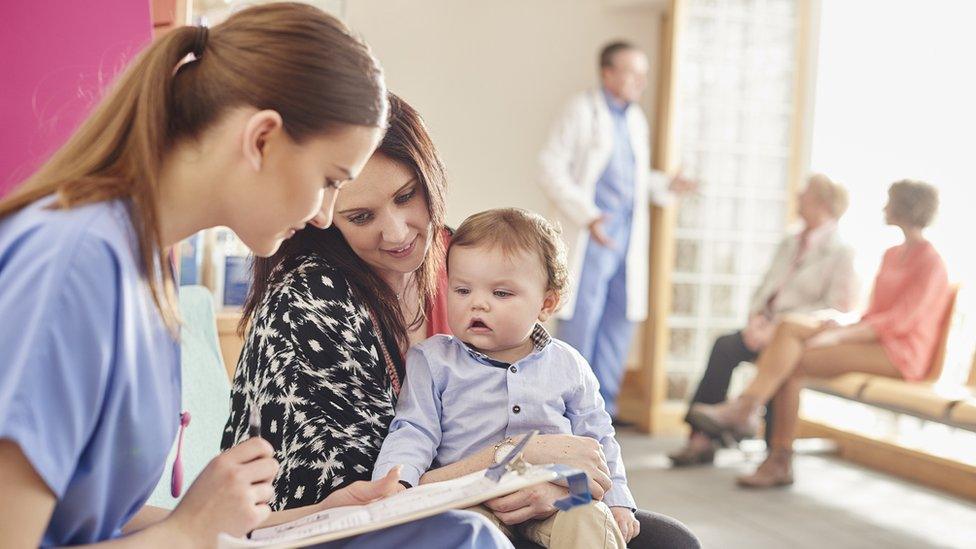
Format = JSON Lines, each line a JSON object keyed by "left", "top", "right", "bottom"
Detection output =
{"left": 667, "top": 0, "right": 799, "bottom": 399}
{"left": 810, "top": 0, "right": 976, "bottom": 386}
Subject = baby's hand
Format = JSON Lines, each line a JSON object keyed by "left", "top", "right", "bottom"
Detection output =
{"left": 611, "top": 506, "right": 640, "bottom": 543}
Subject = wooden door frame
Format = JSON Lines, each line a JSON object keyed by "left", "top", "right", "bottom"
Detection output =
{"left": 617, "top": 0, "right": 685, "bottom": 433}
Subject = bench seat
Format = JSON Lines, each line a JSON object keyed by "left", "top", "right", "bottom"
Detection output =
{"left": 948, "top": 399, "right": 976, "bottom": 429}
{"left": 858, "top": 378, "right": 970, "bottom": 420}
{"left": 805, "top": 373, "right": 872, "bottom": 399}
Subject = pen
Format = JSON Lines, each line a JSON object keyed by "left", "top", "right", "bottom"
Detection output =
{"left": 249, "top": 402, "right": 261, "bottom": 439}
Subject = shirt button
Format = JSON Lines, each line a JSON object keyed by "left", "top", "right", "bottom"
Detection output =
{"left": 509, "top": 366, "right": 518, "bottom": 373}
{"left": 512, "top": 405, "right": 521, "bottom": 414}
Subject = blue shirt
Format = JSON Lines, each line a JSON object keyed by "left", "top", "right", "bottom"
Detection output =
{"left": 0, "top": 198, "right": 181, "bottom": 546}
{"left": 372, "top": 327, "right": 635, "bottom": 509}
{"left": 593, "top": 88, "right": 637, "bottom": 215}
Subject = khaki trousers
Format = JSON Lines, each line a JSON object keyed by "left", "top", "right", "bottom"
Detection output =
{"left": 467, "top": 502, "right": 626, "bottom": 549}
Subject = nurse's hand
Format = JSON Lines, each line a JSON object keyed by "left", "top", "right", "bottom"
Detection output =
{"left": 524, "top": 434, "right": 612, "bottom": 500}
{"left": 166, "top": 437, "right": 279, "bottom": 541}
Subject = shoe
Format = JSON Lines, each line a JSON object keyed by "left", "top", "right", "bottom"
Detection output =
{"left": 668, "top": 443, "right": 716, "bottom": 467}
{"left": 686, "top": 398, "right": 762, "bottom": 444}
{"left": 737, "top": 449, "right": 794, "bottom": 488}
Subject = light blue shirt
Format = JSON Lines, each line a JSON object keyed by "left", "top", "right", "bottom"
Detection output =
{"left": 0, "top": 198, "right": 181, "bottom": 546}
{"left": 593, "top": 88, "right": 637, "bottom": 216}
{"left": 373, "top": 328, "right": 635, "bottom": 509}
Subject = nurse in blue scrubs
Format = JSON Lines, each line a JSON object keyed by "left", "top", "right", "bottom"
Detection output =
{"left": 0, "top": 4, "right": 511, "bottom": 548}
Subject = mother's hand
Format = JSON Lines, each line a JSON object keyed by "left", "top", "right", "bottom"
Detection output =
{"left": 524, "top": 434, "right": 612, "bottom": 499}
{"left": 320, "top": 466, "right": 404, "bottom": 510}
{"left": 483, "top": 483, "right": 569, "bottom": 525}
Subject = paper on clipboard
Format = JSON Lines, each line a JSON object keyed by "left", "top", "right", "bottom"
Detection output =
{"left": 216, "top": 466, "right": 564, "bottom": 549}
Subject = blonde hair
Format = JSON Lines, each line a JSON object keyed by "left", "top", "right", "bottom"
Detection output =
{"left": 888, "top": 179, "right": 939, "bottom": 228}
{"left": 806, "top": 173, "right": 849, "bottom": 219}
{"left": 0, "top": 3, "right": 386, "bottom": 331}
{"left": 450, "top": 208, "right": 569, "bottom": 300}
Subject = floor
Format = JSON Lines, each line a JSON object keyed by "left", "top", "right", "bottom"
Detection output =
{"left": 616, "top": 430, "right": 976, "bottom": 548}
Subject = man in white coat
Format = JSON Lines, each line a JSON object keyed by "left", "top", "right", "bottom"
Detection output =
{"left": 538, "top": 41, "right": 694, "bottom": 417}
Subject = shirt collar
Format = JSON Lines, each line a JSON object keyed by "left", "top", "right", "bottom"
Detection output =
{"left": 460, "top": 324, "right": 553, "bottom": 368}
{"left": 528, "top": 323, "right": 553, "bottom": 351}
{"left": 602, "top": 88, "right": 630, "bottom": 115}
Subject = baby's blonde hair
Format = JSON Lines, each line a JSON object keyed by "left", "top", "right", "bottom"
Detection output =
{"left": 450, "top": 208, "right": 569, "bottom": 301}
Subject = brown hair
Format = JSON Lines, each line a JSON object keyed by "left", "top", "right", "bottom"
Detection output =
{"left": 0, "top": 3, "right": 387, "bottom": 331}
{"left": 241, "top": 93, "right": 447, "bottom": 360}
{"left": 888, "top": 179, "right": 939, "bottom": 228}
{"left": 449, "top": 208, "right": 569, "bottom": 302}
{"left": 599, "top": 41, "right": 638, "bottom": 69}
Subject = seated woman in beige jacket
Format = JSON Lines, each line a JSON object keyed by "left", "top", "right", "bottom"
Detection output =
{"left": 670, "top": 174, "right": 858, "bottom": 466}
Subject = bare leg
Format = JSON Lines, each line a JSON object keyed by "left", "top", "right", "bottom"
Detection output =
{"left": 738, "top": 341, "right": 898, "bottom": 488}
{"left": 767, "top": 374, "right": 802, "bottom": 451}
{"left": 770, "top": 341, "right": 898, "bottom": 447}
{"left": 686, "top": 318, "right": 822, "bottom": 441}
{"left": 735, "top": 376, "right": 802, "bottom": 488}
{"left": 687, "top": 316, "right": 900, "bottom": 442}
{"left": 741, "top": 319, "right": 823, "bottom": 404}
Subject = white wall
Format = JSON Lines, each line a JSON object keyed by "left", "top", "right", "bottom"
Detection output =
{"left": 345, "top": 0, "right": 665, "bottom": 226}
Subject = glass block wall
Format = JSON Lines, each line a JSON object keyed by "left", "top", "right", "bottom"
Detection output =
{"left": 667, "top": 0, "right": 798, "bottom": 400}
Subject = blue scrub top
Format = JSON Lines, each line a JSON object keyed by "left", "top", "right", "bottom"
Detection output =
{"left": 593, "top": 88, "right": 637, "bottom": 217}
{"left": 0, "top": 197, "right": 181, "bottom": 546}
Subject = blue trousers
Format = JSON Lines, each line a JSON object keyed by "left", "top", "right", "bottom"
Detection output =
{"left": 313, "top": 510, "right": 513, "bottom": 548}
{"left": 559, "top": 214, "right": 635, "bottom": 417}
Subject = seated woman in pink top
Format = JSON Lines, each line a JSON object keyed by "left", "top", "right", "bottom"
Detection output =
{"left": 687, "top": 180, "right": 951, "bottom": 488}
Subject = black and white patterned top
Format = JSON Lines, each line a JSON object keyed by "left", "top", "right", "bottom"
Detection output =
{"left": 221, "top": 253, "right": 401, "bottom": 511}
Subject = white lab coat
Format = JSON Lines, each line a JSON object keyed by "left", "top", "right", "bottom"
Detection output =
{"left": 538, "top": 89, "right": 672, "bottom": 321}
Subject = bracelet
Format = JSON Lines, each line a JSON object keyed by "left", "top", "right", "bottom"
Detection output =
{"left": 492, "top": 437, "right": 516, "bottom": 464}
{"left": 492, "top": 437, "right": 515, "bottom": 454}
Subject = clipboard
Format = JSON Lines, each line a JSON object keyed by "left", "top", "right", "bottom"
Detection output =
{"left": 217, "top": 431, "right": 592, "bottom": 549}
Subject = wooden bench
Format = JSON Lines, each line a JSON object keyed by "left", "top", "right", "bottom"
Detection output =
{"left": 798, "top": 285, "right": 976, "bottom": 500}
{"left": 805, "top": 285, "right": 975, "bottom": 432}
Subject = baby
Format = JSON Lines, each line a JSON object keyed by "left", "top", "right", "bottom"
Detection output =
{"left": 373, "top": 208, "right": 637, "bottom": 548}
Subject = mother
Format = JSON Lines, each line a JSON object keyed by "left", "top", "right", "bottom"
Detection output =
{"left": 224, "top": 95, "right": 699, "bottom": 548}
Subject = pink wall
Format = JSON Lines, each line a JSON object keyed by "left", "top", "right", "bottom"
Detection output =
{"left": 0, "top": 1, "right": 153, "bottom": 196}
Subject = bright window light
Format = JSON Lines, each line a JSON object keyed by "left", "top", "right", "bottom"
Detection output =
{"left": 810, "top": 0, "right": 976, "bottom": 285}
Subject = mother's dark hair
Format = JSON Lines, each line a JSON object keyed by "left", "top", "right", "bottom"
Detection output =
{"left": 240, "top": 93, "right": 447, "bottom": 359}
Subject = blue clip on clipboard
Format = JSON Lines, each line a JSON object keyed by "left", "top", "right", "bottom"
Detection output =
{"left": 484, "top": 430, "right": 592, "bottom": 510}
{"left": 548, "top": 465, "right": 593, "bottom": 511}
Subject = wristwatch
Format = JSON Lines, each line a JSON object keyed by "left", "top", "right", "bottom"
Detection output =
{"left": 492, "top": 437, "right": 517, "bottom": 464}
